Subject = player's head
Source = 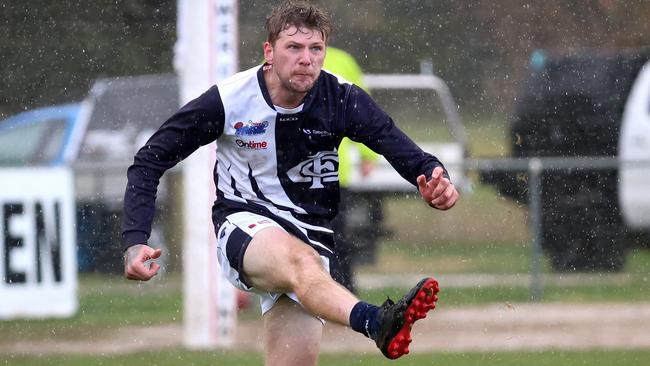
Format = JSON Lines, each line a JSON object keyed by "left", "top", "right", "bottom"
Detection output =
{"left": 263, "top": 1, "right": 331, "bottom": 95}
{"left": 265, "top": 0, "right": 332, "bottom": 46}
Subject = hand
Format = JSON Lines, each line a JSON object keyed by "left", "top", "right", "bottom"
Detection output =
{"left": 124, "top": 244, "right": 162, "bottom": 281}
{"left": 416, "top": 166, "right": 459, "bottom": 210}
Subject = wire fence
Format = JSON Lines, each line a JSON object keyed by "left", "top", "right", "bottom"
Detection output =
{"left": 463, "top": 156, "right": 650, "bottom": 300}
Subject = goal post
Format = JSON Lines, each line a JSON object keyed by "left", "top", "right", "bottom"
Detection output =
{"left": 174, "top": 0, "right": 239, "bottom": 349}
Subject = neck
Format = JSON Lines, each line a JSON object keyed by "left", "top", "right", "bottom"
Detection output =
{"left": 263, "top": 67, "right": 307, "bottom": 109}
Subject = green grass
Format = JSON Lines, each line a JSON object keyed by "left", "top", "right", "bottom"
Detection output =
{"left": 628, "top": 250, "right": 650, "bottom": 276}
{"left": 4, "top": 350, "right": 650, "bottom": 366}
{"left": 377, "top": 184, "right": 529, "bottom": 253}
{"left": 359, "top": 274, "right": 650, "bottom": 307}
{"left": 463, "top": 113, "right": 512, "bottom": 157}
{"left": 3, "top": 258, "right": 649, "bottom": 346}
{"left": 371, "top": 242, "right": 650, "bottom": 276}
{"left": 0, "top": 274, "right": 182, "bottom": 340}
{"left": 371, "top": 180, "right": 650, "bottom": 277}
{"left": 369, "top": 242, "right": 543, "bottom": 274}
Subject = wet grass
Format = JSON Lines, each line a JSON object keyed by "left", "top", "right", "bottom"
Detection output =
{"left": 368, "top": 242, "right": 542, "bottom": 274}
{"left": 4, "top": 349, "right": 650, "bottom": 366}
{"left": 359, "top": 273, "right": 650, "bottom": 307}
{"left": 378, "top": 184, "right": 529, "bottom": 253}
{"left": 0, "top": 274, "right": 181, "bottom": 341}
{"left": 2, "top": 250, "right": 649, "bottom": 346}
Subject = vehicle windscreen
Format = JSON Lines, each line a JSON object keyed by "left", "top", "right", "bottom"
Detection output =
{"left": 0, "top": 118, "right": 67, "bottom": 166}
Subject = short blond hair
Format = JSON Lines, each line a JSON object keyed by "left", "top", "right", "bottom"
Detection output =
{"left": 266, "top": 0, "right": 332, "bottom": 45}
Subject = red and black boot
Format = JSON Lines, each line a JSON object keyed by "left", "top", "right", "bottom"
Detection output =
{"left": 374, "top": 277, "right": 439, "bottom": 359}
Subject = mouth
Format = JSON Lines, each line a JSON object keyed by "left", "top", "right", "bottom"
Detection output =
{"left": 294, "top": 68, "right": 313, "bottom": 75}
{"left": 290, "top": 73, "right": 313, "bottom": 84}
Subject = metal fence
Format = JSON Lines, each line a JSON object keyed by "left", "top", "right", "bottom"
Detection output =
{"left": 463, "top": 156, "right": 650, "bottom": 300}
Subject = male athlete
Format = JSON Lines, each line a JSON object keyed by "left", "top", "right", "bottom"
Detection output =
{"left": 122, "top": 1, "right": 459, "bottom": 364}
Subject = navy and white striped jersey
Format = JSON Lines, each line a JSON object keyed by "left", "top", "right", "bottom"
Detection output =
{"left": 122, "top": 65, "right": 448, "bottom": 251}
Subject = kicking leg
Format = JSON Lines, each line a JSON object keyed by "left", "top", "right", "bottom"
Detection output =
{"left": 243, "top": 227, "right": 358, "bottom": 325}
{"left": 218, "top": 213, "right": 439, "bottom": 360}
{"left": 263, "top": 295, "right": 322, "bottom": 366}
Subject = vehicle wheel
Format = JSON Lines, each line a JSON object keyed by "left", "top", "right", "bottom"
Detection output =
{"left": 541, "top": 170, "right": 627, "bottom": 272}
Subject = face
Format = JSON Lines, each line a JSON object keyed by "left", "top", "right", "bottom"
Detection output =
{"left": 264, "top": 26, "right": 326, "bottom": 95}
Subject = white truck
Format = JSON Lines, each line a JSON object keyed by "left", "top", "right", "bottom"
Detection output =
{"left": 619, "top": 59, "right": 650, "bottom": 230}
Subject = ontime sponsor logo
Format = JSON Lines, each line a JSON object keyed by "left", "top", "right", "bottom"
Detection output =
{"left": 235, "top": 139, "right": 268, "bottom": 150}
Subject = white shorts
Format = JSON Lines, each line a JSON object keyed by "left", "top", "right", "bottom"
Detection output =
{"left": 216, "top": 211, "right": 331, "bottom": 315}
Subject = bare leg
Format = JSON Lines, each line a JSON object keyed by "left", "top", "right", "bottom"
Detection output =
{"left": 264, "top": 296, "right": 322, "bottom": 366}
{"left": 243, "top": 226, "right": 439, "bottom": 361}
{"left": 243, "top": 227, "right": 359, "bottom": 325}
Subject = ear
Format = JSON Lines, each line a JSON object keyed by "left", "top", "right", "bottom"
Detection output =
{"left": 263, "top": 41, "right": 274, "bottom": 64}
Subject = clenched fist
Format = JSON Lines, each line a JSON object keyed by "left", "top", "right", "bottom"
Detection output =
{"left": 124, "top": 244, "right": 162, "bottom": 281}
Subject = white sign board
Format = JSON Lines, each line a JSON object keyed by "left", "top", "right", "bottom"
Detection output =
{"left": 0, "top": 168, "right": 77, "bottom": 319}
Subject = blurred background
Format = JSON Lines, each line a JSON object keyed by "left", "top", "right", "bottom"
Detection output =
{"left": 2, "top": 0, "right": 650, "bottom": 118}
{"left": 1, "top": 1, "right": 650, "bottom": 365}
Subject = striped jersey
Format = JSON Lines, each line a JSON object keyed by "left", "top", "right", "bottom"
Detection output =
{"left": 122, "top": 65, "right": 448, "bottom": 252}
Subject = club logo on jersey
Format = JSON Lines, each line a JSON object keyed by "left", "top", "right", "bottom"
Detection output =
{"left": 235, "top": 139, "right": 268, "bottom": 150}
{"left": 234, "top": 120, "right": 269, "bottom": 135}
{"left": 287, "top": 151, "right": 339, "bottom": 189}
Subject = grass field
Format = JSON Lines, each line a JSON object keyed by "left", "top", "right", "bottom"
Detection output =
{"left": 3, "top": 185, "right": 649, "bottom": 364}
{"left": 3, "top": 254, "right": 649, "bottom": 327}
{"left": 5, "top": 350, "right": 650, "bottom": 366}
{"left": 3, "top": 116, "right": 649, "bottom": 364}
{"left": 1, "top": 244, "right": 648, "bottom": 346}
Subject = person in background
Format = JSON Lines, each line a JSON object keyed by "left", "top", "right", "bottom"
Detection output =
{"left": 324, "top": 47, "right": 379, "bottom": 294}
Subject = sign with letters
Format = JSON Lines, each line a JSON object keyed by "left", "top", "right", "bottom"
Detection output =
{"left": 0, "top": 168, "right": 77, "bottom": 319}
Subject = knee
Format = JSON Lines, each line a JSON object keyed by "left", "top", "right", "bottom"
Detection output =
{"left": 287, "top": 246, "right": 324, "bottom": 285}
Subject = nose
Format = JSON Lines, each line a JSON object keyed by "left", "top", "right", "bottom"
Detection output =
{"left": 298, "top": 48, "right": 312, "bottom": 66}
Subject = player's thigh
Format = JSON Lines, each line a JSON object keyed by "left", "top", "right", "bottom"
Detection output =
{"left": 264, "top": 295, "right": 322, "bottom": 366}
{"left": 243, "top": 225, "right": 322, "bottom": 292}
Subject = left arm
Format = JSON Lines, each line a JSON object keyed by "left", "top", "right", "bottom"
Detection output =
{"left": 343, "top": 86, "right": 458, "bottom": 209}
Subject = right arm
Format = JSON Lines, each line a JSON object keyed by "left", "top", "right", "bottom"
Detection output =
{"left": 121, "top": 86, "right": 225, "bottom": 279}
{"left": 343, "top": 86, "right": 458, "bottom": 210}
{"left": 342, "top": 85, "right": 448, "bottom": 186}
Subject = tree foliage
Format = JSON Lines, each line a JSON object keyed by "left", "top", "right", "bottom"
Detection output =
{"left": 0, "top": 0, "right": 175, "bottom": 117}
{"left": 1, "top": 0, "right": 648, "bottom": 119}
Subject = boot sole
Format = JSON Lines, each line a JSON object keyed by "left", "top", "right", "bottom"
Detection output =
{"left": 384, "top": 277, "right": 439, "bottom": 359}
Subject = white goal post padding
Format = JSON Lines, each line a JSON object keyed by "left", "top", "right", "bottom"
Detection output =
{"left": 175, "top": 0, "right": 239, "bottom": 349}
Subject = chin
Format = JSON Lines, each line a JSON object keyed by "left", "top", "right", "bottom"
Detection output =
{"left": 295, "top": 84, "right": 314, "bottom": 93}
{"left": 287, "top": 80, "right": 315, "bottom": 93}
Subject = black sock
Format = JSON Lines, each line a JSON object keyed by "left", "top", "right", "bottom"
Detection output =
{"left": 349, "top": 301, "right": 380, "bottom": 339}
